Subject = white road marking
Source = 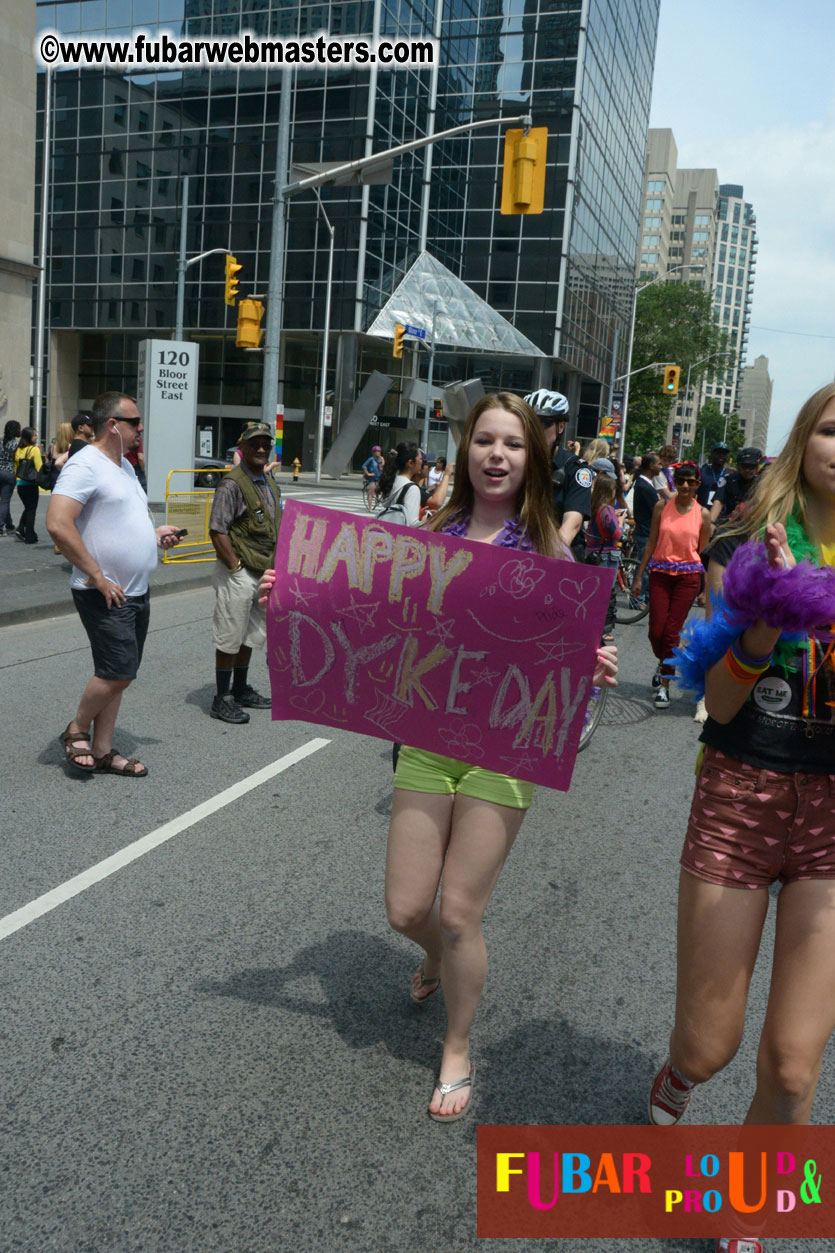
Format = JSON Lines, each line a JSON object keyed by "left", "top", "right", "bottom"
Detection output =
{"left": 0, "top": 737, "right": 331, "bottom": 942}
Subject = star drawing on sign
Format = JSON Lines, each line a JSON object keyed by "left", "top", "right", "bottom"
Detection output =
{"left": 471, "top": 664, "right": 501, "bottom": 687}
{"left": 536, "top": 640, "right": 585, "bottom": 664}
{"left": 427, "top": 617, "right": 456, "bottom": 647}
{"left": 288, "top": 578, "right": 315, "bottom": 608}
{"left": 340, "top": 596, "right": 379, "bottom": 631}
{"left": 499, "top": 751, "right": 540, "bottom": 774}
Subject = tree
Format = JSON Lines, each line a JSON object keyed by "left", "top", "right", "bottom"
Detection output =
{"left": 686, "top": 398, "right": 744, "bottom": 463}
{"left": 624, "top": 282, "right": 734, "bottom": 455}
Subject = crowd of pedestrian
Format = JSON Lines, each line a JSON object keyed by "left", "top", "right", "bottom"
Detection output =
{"left": 6, "top": 378, "right": 833, "bottom": 1253}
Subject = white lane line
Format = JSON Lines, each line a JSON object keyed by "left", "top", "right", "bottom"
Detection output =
{"left": 0, "top": 737, "right": 330, "bottom": 942}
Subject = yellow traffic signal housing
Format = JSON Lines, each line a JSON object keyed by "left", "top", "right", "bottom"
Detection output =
{"left": 501, "top": 127, "right": 548, "bottom": 215}
{"left": 236, "top": 298, "right": 264, "bottom": 348}
{"left": 393, "top": 323, "right": 405, "bottom": 358}
{"left": 663, "top": 364, "right": 681, "bottom": 395}
{"left": 224, "top": 254, "right": 242, "bottom": 306}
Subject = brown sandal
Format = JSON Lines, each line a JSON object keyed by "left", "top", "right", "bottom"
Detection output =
{"left": 60, "top": 724, "right": 96, "bottom": 773}
{"left": 93, "top": 749, "right": 148, "bottom": 778}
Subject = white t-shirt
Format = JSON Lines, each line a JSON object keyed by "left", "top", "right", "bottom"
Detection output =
{"left": 381, "top": 474, "right": 422, "bottom": 525}
{"left": 52, "top": 444, "right": 159, "bottom": 595}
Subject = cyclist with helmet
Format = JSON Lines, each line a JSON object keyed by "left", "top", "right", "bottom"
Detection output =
{"left": 524, "top": 389, "right": 592, "bottom": 558}
{"left": 361, "top": 444, "right": 384, "bottom": 508}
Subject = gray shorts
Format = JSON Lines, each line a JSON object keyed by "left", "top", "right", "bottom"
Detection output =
{"left": 72, "top": 588, "right": 150, "bottom": 681}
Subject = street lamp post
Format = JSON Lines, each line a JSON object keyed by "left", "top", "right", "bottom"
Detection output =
{"left": 312, "top": 188, "right": 335, "bottom": 484}
{"left": 617, "top": 262, "right": 705, "bottom": 461}
{"left": 679, "top": 350, "right": 734, "bottom": 456}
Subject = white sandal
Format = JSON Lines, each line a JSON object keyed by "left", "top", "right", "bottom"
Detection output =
{"left": 429, "top": 1064, "right": 474, "bottom": 1122}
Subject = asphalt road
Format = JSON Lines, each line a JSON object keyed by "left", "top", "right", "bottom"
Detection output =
{"left": 1, "top": 586, "right": 831, "bottom": 1253}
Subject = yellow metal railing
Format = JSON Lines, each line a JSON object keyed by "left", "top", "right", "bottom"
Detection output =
{"left": 162, "top": 468, "right": 219, "bottom": 563}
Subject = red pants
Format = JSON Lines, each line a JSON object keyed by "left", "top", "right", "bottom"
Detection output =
{"left": 648, "top": 570, "right": 702, "bottom": 676}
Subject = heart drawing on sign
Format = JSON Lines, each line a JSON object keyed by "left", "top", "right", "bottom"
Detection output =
{"left": 289, "top": 690, "right": 326, "bottom": 717}
{"left": 558, "top": 576, "right": 598, "bottom": 618}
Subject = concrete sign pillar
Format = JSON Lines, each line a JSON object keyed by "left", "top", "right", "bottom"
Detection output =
{"left": 137, "top": 338, "right": 199, "bottom": 503}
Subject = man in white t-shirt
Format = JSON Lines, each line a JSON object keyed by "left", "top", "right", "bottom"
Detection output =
{"left": 47, "top": 391, "right": 181, "bottom": 777}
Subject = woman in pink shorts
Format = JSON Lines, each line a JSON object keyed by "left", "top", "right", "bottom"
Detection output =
{"left": 648, "top": 383, "right": 835, "bottom": 1253}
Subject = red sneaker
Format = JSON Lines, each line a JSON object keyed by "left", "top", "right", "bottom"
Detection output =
{"left": 716, "top": 1240, "right": 764, "bottom": 1253}
{"left": 648, "top": 1058, "right": 693, "bottom": 1125}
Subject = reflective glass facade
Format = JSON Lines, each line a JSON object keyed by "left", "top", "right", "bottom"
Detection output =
{"left": 35, "top": 0, "right": 658, "bottom": 453}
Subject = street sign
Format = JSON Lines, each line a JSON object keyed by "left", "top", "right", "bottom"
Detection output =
{"left": 404, "top": 324, "right": 426, "bottom": 339}
{"left": 323, "top": 405, "right": 333, "bottom": 428}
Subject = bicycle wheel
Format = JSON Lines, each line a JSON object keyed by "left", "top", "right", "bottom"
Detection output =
{"left": 577, "top": 683, "right": 608, "bottom": 752}
{"left": 614, "top": 556, "right": 650, "bottom": 624}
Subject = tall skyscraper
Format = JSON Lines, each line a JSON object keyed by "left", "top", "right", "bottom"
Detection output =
{"left": 639, "top": 133, "right": 762, "bottom": 450}
{"left": 737, "top": 353, "right": 772, "bottom": 451}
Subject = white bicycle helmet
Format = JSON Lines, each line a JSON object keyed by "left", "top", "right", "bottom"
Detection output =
{"left": 524, "top": 389, "right": 569, "bottom": 419}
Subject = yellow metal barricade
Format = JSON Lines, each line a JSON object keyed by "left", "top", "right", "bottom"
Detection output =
{"left": 162, "top": 468, "right": 221, "bottom": 563}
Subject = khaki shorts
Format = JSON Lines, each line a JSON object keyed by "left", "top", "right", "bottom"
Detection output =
{"left": 212, "top": 562, "right": 266, "bottom": 654}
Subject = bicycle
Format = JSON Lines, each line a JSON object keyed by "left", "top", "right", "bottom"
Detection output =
{"left": 577, "top": 681, "right": 608, "bottom": 752}
{"left": 613, "top": 530, "right": 650, "bottom": 624}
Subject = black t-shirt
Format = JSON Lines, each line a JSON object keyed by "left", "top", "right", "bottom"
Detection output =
{"left": 552, "top": 448, "right": 592, "bottom": 522}
{"left": 68, "top": 438, "right": 88, "bottom": 458}
{"left": 706, "top": 527, "right": 748, "bottom": 569}
{"left": 714, "top": 470, "right": 756, "bottom": 520}
{"left": 632, "top": 476, "right": 658, "bottom": 537}
{"left": 701, "top": 628, "right": 835, "bottom": 774}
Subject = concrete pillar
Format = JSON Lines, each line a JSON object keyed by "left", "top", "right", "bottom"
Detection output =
{"left": 48, "top": 330, "right": 81, "bottom": 433}
{"left": 334, "top": 331, "right": 359, "bottom": 431}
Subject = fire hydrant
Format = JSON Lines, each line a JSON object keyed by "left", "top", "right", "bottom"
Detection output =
{"left": 292, "top": 457, "right": 301, "bottom": 482}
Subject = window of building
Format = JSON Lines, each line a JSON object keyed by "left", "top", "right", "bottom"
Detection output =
{"left": 647, "top": 179, "right": 665, "bottom": 192}
{"left": 113, "top": 95, "right": 126, "bottom": 127}
{"left": 694, "top": 214, "right": 711, "bottom": 226}
{"left": 136, "top": 162, "right": 150, "bottom": 188}
{"left": 642, "top": 234, "right": 659, "bottom": 246}
{"left": 721, "top": 223, "right": 729, "bottom": 241}
{"left": 110, "top": 252, "right": 121, "bottom": 277}
{"left": 644, "top": 215, "right": 661, "bottom": 228}
{"left": 731, "top": 226, "right": 739, "bottom": 243}
{"left": 110, "top": 197, "right": 123, "bottom": 224}
{"left": 733, "top": 203, "right": 741, "bottom": 223}
{"left": 692, "top": 246, "right": 708, "bottom": 258}
{"left": 138, "top": 109, "right": 150, "bottom": 133}
{"left": 158, "top": 172, "right": 170, "bottom": 195}
{"left": 693, "top": 230, "right": 708, "bottom": 241}
{"left": 672, "top": 214, "right": 684, "bottom": 225}
{"left": 160, "top": 121, "right": 175, "bottom": 146}
{"left": 646, "top": 198, "right": 662, "bottom": 211}
{"left": 729, "top": 247, "right": 737, "bottom": 263}
{"left": 641, "top": 252, "right": 658, "bottom": 264}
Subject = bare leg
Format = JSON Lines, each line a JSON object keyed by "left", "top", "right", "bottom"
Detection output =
{"left": 746, "top": 879, "right": 835, "bottom": 1124}
{"left": 428, "top": 794, "right": 526, "bottom": 1116}
{"left": 669, "top": 869, "right": 769, "bottom": 1084}
{"left": 385, "top": 787, "right": 455, "bottom": 984}
{"left": 71, "top": 676, "right": 142, "bottom": 771}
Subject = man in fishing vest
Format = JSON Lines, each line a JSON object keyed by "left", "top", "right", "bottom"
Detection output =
{"left": 208, "top": 422, "right": 280, "bottom": 723}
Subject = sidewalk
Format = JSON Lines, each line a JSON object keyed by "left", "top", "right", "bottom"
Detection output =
{"left": 0, "top": 472, "right": 355, "bottom": 627}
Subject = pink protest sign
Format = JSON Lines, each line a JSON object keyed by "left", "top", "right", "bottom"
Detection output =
{"left": 267, "top": 501, "right": 615, "bottom": 790}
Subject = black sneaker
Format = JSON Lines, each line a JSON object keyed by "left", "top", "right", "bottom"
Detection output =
{"left": 654, "top": 686, "right": 671, "bottom": 710}
{"left": 210, "top": 693, "right": 250, "bottom": 724}
{"left": 236, "top": 685, "right": 271, "bottom": 709}
{"left": 651, "top": 665, "right": 662, "bottom": 688}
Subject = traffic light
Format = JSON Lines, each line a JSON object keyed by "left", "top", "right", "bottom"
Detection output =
{"left": 663, "top": 365, "right": 681, "bottom": 395}
{"left": 393, "top": 323, "right": 405, "bottom": 358}
{"left": 236, "top": 298, "right": 264, "bottom": 348}
{"left": 500, "top": 127, "right": 548, "bottom": 215}
{"left": 224, "top": 254, "right": 242, "bottom": 306}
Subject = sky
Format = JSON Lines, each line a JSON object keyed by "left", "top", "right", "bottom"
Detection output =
{"left": 648, "top": 0, "right": 835, "bottom": 453}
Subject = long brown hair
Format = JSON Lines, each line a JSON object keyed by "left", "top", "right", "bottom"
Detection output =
{"left": 423, "top": 392, "right": 562, "bottom": 557}
{"left": 591, "top": 472, "right": 617, "bottom": 516}
{"left": 719, "top": 381, "right": 835, "bottom": 545}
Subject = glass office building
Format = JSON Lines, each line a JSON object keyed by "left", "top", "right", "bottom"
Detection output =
{"left": 35, "top": 0, "right": 659, "bottom": 458}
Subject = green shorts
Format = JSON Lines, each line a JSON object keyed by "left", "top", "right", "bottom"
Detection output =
{"left": 394, "top": 745, "right": 534, "bottom": 811}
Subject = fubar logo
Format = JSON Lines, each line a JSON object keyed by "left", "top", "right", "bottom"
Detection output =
{"left": 753, "top": 676, "right": 791, "bottom": 713}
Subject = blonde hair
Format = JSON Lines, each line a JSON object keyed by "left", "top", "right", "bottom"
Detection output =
{"left": 721, "top": 381, "right": 835, "bottom": 544}
{"left": 55, "top": 421, "right": 74, "bottom": 454}
{"left": 583, "top": 438, "right": 610, "bottom": 465}
{"left": 424, "top": 392, "right": 562, "bottom": 557}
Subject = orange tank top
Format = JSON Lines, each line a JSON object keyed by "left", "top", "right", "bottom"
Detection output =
{"left": 652, "top": 497, "right": 703, "bottom": 568}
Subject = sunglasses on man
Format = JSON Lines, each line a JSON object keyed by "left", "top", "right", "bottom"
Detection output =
{"left": 673, "top": 473, "right": 698, "bottom": 485}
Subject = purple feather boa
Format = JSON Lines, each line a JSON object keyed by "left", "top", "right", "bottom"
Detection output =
{"left": 673, "top": 540, "right": 835, "bottom": 699}
{"left": 721, "top": 540, "right": 835, "bottom": 632}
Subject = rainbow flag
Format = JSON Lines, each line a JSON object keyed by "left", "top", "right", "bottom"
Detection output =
{"left": 274, "top": 411, "right": 283, "bottom": 465}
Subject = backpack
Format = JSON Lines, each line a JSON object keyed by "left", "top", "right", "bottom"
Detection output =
{"left": 374, "top": 481, "right": 418, "bottom": 526}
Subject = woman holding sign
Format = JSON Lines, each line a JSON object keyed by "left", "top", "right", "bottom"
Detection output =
{"left": 649, "top": 383, "right": 835, "bottom": 1227}
{"left": 385, "top": 393, "right": 617, "bottom": 1121}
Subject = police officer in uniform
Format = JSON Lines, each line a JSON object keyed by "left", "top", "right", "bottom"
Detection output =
{"left": 524, "top": 389, "right": 592, "bottom": 557}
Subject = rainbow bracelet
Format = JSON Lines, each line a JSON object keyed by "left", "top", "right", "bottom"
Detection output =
{"left": 723, "top": 635, "right": 773, "bottom": 685}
